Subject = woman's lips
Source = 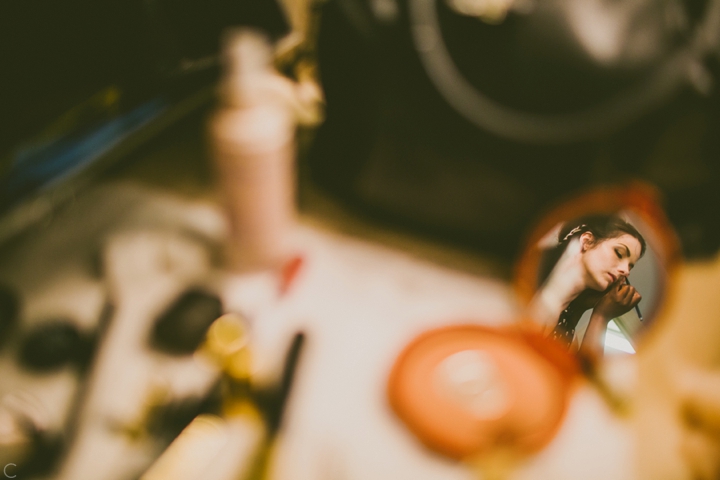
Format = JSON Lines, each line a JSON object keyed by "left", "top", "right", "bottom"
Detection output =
{"left": 608, "top": 273, "right": 617, "bottom": 282}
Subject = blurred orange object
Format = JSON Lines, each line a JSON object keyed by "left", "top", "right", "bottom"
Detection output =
{"left": 387, "top": 324, "right": 579, "bottom": 460}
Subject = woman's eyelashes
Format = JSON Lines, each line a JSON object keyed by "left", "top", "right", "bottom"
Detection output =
{"left": 613, "top": 248, "right": 636, "bottom": 274}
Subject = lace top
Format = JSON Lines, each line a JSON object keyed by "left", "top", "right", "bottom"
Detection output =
{"left": 551, "top": 305, "right": 579, "bottom": 345}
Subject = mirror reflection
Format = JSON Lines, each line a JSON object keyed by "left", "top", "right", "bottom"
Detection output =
{"left": 518, "top": 202, "right": 676, "bottom": 361}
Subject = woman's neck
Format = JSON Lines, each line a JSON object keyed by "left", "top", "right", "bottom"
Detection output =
{"left": 539, "top": 239, "right": 588, "bottom": 311}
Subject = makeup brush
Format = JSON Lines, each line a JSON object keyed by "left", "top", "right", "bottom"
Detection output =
{"left": 624, "top": 277, "right": 643, "bottom": 321}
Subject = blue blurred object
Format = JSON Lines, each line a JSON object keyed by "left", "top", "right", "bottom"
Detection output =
{"left": 1, "top": 100, "right": 166, "bottom": 209}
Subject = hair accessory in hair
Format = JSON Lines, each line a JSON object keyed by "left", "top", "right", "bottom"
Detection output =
{"left": 562, "top": 225, "right": 586, "bottom": 242}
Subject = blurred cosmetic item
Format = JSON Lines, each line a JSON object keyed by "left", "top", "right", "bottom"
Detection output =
{"left": 141, "top": 413, "right": 265, "bottom": 480}
{"left": 388, "top": 325, "right": 579, "bottom": 459}
{"left": 142, "top": 313, "right": 268, "bottom": 480}
{"left": 209, "top": 28, "right": 321, "bottom": 273}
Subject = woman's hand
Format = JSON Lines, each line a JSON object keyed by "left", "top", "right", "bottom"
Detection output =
{"left": 593, "top": 280, "right": 641, "bottom": 320}
{"left": 579, "top": 281, "right": 641, "bottom": 363}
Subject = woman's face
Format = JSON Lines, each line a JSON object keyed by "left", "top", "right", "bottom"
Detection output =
{"left": 581, "top": 233, "right": 643, "bottom": 291}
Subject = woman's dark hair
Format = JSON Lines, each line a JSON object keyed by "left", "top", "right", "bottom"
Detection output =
{"left": 538, "top": 213, "right": 647, "bottom": 287}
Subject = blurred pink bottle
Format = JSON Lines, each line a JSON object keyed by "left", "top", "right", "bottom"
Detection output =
{"left": 210, "top": 29, "right": 296, "bottom": 272}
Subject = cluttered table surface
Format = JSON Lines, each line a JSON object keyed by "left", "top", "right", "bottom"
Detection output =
{"left": 0, "top": 103, "right": 529, "bottom": 480}
{"left": 4, "top": 76, "right": 720, "bottom": 480}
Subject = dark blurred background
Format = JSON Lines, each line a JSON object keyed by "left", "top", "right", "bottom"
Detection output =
{"left": 2, "top": 0, "right": 719, "bottom": 259}
{"left": 0, "top": 0, "right": 288, "bottom": 217}
{"left": 308, "top": 0, "right": 720, "bottom": 260}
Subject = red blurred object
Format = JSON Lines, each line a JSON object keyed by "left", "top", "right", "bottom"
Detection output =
{"left": 279, "top": 254, "right": 305, "bottom": 296}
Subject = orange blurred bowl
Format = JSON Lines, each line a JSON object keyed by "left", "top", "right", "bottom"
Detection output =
{"left": 387, "top": 324, "right": 579, "bottom": 459}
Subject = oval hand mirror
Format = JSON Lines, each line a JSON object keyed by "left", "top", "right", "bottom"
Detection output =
{"left": 514, "top": 183, "right": 680, "bottom": 359}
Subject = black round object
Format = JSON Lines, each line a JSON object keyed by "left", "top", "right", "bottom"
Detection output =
{"left": 150, "top": 289, "right": 223, "bottom": 355}
{"left": 0, "top": 285, "right": 20, "bottom": 348}
{"left": 19, "top": 321, "right": 84, "bottom": 372}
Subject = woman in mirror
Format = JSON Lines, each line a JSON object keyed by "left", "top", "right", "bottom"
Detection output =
{"left": 529, "top": 214, "right": 645, "bottom": 361}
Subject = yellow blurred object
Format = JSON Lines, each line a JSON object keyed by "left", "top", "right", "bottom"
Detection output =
{"left": 0, "top": 407, "right": 34, "bottom": 468}
{"left": 202, "top": 313, "right": 252, "bottom": 381}
{"left": 141, "top": 412, "right": 266, "bottom": 480}
{"left": 116, "top": 383, "right": 172, "bottom": 441}
{"left": 223, "top": 398, "right": 264, "bottom": 423}
{"left": 142, "top": 313, "right": 268, "bottom": 480}
{"left": 466, "top": 447, "right": 521, "bottom": 480}
{"left": 142, "top": 415, "right": 229, "bottom": 480}
{"left": 444, "top": 0, "right": 515, "bottom": 23}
